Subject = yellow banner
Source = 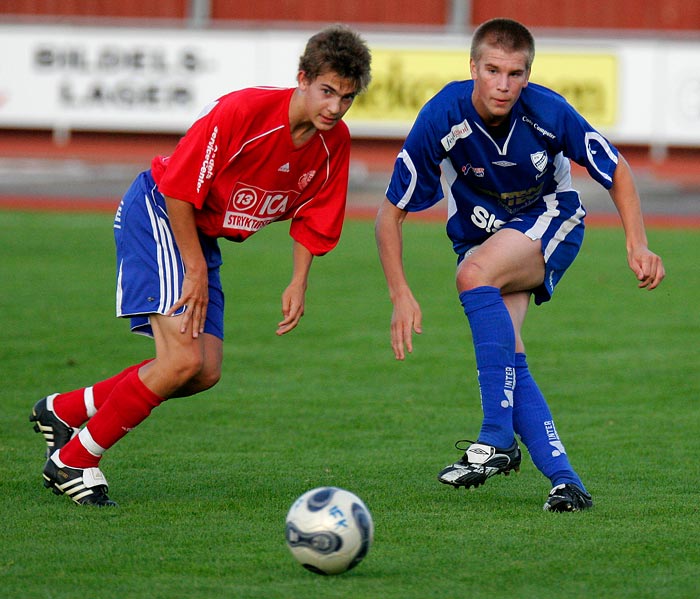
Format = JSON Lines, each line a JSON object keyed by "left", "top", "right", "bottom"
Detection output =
{"left": 349, "top": 48, "right": 617, "bottom": 128}
{"left": 531, "top": 53, "right": 617, "bottom": 126}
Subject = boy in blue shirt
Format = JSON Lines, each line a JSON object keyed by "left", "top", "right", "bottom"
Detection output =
{"left": 376, "top": 18, "right": 665, "bottom": 511}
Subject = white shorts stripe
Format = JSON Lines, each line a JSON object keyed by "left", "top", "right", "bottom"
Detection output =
{"left": 525, "top": 193, "right": 560, "bottom": 241}
{"left": 144, "top": 189, "right": 181, "bottom": 314}
{"left": 116, "top": 260, "right": 124, "bottom": 318}
{"left": 544, "top": 204, "right": 586, "bottom": 262}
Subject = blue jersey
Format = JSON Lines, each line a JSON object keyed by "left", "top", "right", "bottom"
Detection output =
{"left": 386, "top": 80, "right": 619, "bottom": 256}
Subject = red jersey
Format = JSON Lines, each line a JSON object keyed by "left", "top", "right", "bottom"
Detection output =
{"left": 151, "top": 87, "right": 351, "bottom": 256}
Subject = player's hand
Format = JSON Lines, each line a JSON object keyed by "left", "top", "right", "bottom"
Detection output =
{"left": 167, "top": 268, "right": 209, "bottom": 338}
{"left": 628, "top": 246, "right": 665, "bottom": 290}
{"left": 277, "top": 282, "right": 306, "bottom": 336}
{"left": 390, "top": 293, "right": 423, "bottom": 360}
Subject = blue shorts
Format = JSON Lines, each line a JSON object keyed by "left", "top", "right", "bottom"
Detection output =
{"left": 456, "top": 191, "right": 586, "bottom": 305}
{"left": 113, "top": 170, "right": 225, "bottom": 339}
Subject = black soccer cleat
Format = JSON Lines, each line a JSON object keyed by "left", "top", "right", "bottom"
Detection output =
{"left": 438, "top": 439, "right": 521, "bottom": 489}
{"left": 42, "top": 453, "right": 117, "bottom": 507}
{"left": 543, "top": 483, "right": 593, "bottom": 512}
{"left": 30, "top": 394, "right": 79, "bottom": 458}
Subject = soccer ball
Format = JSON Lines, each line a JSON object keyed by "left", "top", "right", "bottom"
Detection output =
{"left": 285, "top": 486, "right": 374, "bottom": 575}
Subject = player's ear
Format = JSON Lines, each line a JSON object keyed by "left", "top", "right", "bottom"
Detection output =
{"left": 297, "top": 71, "right": 311, "bottom": 89}
{"left": 469, "top": 58, "right": 477, "bottom": 79}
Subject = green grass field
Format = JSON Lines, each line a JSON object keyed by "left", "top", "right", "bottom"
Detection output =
{"left": 1, "top": 210, "right": 698, "bottom": 599}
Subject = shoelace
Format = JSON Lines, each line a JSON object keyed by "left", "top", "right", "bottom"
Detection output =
{"left": 454, "top": 439, "right": 477, "bottom": 452}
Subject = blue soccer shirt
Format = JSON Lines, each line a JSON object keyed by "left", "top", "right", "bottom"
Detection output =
{"left": 386, "top": 80, "right": 620, "bottom": 255}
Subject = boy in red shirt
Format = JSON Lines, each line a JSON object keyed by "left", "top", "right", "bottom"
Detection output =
{"left": 31, "top": 25, "right": 372, "bottom": 506}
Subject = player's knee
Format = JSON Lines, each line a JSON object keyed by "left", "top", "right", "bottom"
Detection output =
{"left": 162, "top": 350, "right": 208, "bottom": 389}
{"left": 171, "top": 363, "right": 220, "bottom": 397}
{"left": 195, "top": 364, "right": 221, "bottom": 392}
{"left": 456, "top": 260, "right": 489, "bottom": 292}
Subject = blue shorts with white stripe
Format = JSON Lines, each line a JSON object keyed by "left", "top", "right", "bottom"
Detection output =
{"left": 455, "top": 190, "right": 586, "bottom": 305}
{"left": 113, "top": 170, "right": 224, "bottom": 339}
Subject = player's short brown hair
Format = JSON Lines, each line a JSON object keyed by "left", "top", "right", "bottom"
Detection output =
{"left": 470, "top": 18, "right": 535, "bottom": 71}
{"left": 298, "top": 24, "right": 372, "bottom": 93}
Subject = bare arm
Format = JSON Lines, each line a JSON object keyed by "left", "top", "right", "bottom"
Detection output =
{"left": 609, "top": 154, "right": 665, "bottom": 290}
{"left": 375, "top": 198, "right": 423, "bottom": 360}
{"left": 164, "top": 196, "right": 209, "bottom": 337}
{"left": 276, "top": 240, "right": 313, "bottom": 336}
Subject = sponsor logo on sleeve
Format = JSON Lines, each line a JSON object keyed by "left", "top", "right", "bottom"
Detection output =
{"left": 196, "top": 126, "right": 218, "bottom": 194}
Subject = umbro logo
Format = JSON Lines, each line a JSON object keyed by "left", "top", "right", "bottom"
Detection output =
{"left": 468, "top": 447, "right": 490, "bottom": 456}
{"left": 278, "top": 162, "right": 290, "bottom": 172}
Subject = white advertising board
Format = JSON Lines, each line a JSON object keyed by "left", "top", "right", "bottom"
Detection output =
{"left": 0, "top": 25, "right": 303, "bottom": 132}
{"left": 653, "top": 43, "right": 700, "bottom": 145}
{"left": 0, "top": 24, "right": 698, "bottom": 147}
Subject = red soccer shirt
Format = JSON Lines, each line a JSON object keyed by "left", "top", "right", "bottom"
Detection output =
{"left": 151, "top": 87, "right": 351, "bottom": 256}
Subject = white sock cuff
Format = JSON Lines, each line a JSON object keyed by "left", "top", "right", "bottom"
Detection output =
{"left": 78, "top": 427, "right": 105, "bottom": 457}
{"left": 84, "top": 386, "right": 97, "bottom": 418}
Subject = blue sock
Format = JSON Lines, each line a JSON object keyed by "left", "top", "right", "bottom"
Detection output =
{"left": 459, "top": 286, "right": 515, "bottom": 449}
{"left": 512, "top": 353, "right": 587, "bottom": 492}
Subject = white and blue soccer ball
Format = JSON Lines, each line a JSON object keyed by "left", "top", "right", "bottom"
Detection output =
{"left": 285, "top": 486, "right": 374, "bottom": 575}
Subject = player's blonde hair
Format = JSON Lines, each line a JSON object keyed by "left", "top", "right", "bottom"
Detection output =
{"left": 470, "top": 18, "right": 535, "bottom": 71}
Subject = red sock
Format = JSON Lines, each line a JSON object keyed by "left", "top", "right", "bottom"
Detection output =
{"left": 58, "top": 369, "right": 164, "bottom": 468}
{"left": 92, "top": 359, "right": 153, "bottom": 411}
{"left": 52, "top": 359, "right": 153, "bottom": 427}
